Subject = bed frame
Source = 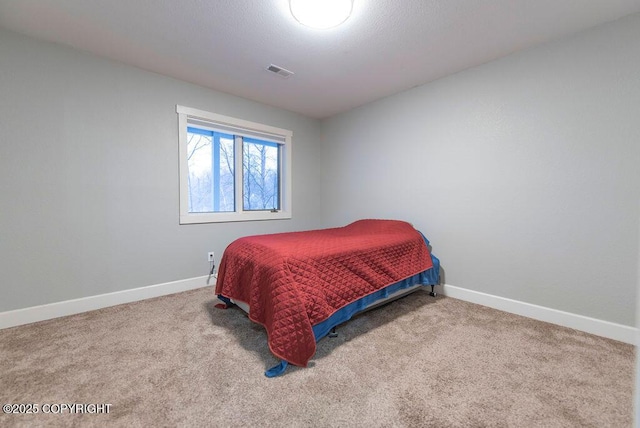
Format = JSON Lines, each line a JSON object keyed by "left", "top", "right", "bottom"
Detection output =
{"left": 216, "top": 220, "right": 440, "bottom": 377}
{"left": 231, "top": 283, "right": 436, "bottom": 317}
{"left": 231, "top": 281, "right": 436, "bottom": 338}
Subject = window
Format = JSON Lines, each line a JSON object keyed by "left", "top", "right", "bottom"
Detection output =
{"left": 177, "top": 105, "right": 292, "bottom": 224}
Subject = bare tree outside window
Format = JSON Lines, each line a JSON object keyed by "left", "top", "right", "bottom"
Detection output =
{"left": 186, "top": 129, "right": 279, "bottom": 213}
{"left": 186, "top": 132, "right": 212, "bottom": 212}
{"left": 243, "top": 140, "right": 279, "bottom": 211}
{"left": 186, "top": 130, "right": 234, "bottom": 213}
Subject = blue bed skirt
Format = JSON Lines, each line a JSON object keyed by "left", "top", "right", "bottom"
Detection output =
{"left": 265, "top": 235, "right": 440, "bottom": 377}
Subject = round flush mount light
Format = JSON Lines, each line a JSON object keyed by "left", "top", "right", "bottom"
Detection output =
{"left": 289, "top": 0, "right": 353, "bottom": 29}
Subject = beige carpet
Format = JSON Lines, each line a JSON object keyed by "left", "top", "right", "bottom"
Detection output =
{"left": 0, "top": 287, "right": 633, "bottom": 427}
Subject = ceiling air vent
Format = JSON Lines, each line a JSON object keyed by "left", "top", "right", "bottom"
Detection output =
{"left": 267, "top": 64, "right": 294, "bottom": 78}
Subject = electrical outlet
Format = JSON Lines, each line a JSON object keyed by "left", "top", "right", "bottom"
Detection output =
{"left": 208, "top": 252, "right": 215, "bottom": 262}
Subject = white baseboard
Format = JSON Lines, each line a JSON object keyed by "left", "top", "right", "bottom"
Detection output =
{"left": 0, "top": 275, "right": 212, "bottom": 330}
{"left": 2, "top": 279, "right": 635, "bottom": 346}
{"left": 440, "top": 283, "right": 636, "bottom": 345}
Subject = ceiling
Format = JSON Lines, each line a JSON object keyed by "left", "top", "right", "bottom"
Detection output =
{"left": 1, "top": 0, "right": 638, "bottom": 119}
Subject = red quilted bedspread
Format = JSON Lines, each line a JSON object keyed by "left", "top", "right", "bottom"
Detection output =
{"left": 215, "top": 219, "right": 433, "bottom": 367}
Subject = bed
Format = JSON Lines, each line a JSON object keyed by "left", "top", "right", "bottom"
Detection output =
{"left": 214, "top": 219, "right": 440, "bottom": 376}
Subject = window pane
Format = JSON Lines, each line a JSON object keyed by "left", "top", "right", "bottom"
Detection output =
{"left": 187, "top": 129, "right": 234, "bottom": 213}
{"left": 187, "top": 132, "right": 212, "bottom": 212}
{"left": 216, "top": 135, "right": 235, "bottom": 212}
{"left": 243, "top": 138, "right": 280, "bottom": 211}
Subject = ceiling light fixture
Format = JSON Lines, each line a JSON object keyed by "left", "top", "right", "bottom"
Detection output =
{"left": 289, "top": 0, "right": 353, "bottom": 29}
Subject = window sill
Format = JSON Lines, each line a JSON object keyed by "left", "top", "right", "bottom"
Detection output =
{"left": 179, "top": 211, "right": 292, "bottom": 224}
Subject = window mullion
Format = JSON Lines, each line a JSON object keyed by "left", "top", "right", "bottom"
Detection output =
{"left": 277, "top": 144, "right": 282, "bottom": 211}
{"left": 235, "top": 135, "right": 243, "bottom": 214}
{"left": 212, "top": 133, "right": 221, "bottom": 212}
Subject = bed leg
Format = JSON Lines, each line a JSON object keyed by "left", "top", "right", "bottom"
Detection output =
{"left": 328, "top": 327, "right": 338, "bottom": 338}
{"left": 429, "top": 285, "right": 437, "bottom": 297}
{"left": 215, "top": 295, "right": 235, "bottom": 309}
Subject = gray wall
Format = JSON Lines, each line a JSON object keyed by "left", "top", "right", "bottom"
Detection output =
{"left": 321, "top": 14, "right": 640, "bottom": 326}
{"left": 2, "top": 14, "right": 639, "bottom": 328}
{"left": 0, "top": 29, "right": 323, "bottom": 312}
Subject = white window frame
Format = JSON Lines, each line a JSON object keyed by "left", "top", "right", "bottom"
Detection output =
{"left": 177, "top": 105, "right": 292, "bottom": 224}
